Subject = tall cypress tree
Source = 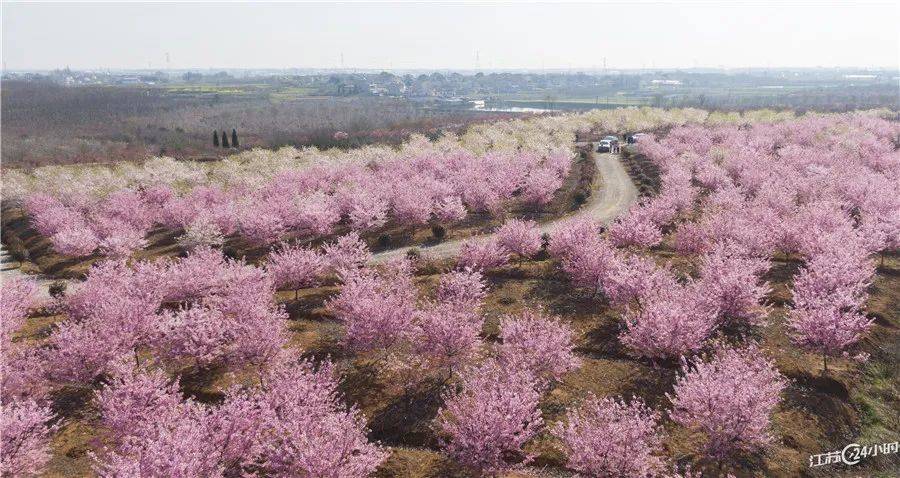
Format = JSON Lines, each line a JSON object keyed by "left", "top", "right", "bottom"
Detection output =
{"left": 213, "top": 130, "right": 219, "bottom": 147}
{"left": 221, "top": 130, "right": 229, "bottom": 148}
{"left": 231, "top": 129, "right": 239, "bottom": 148}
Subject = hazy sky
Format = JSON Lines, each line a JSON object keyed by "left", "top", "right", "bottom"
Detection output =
{"left": 3, "top": 1, "right": 898, "bottom": 71}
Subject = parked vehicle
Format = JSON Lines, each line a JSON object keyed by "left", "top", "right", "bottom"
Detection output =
{"left": 598, "top": 135, "right": 619, "bottom": 153}
{"left": 630, "top": 132, "right": 648, "bottom": 143}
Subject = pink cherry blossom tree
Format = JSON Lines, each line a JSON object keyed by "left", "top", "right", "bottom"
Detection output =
{"left": 177, "top": 215, "right": 226, "bottom": 251}
{"left": 345, "top": 188, "right": 389, "bottom": 231}
{"left": 1, "top": 279, "right": 47, "bottom": 404}
{"left": 553, "top": 394, "right": 664, "bottom": 478}
{"left": 548, "top": 216, "right": 601, "bottom": 260}
{"left": 619, "top": 280, "right": 719, "bottom": 360}
{"left": 237, "top": 352, "right": 388, "bottom": 477}
{"left": 560, "top": 237, "right": 619, "bottom": 297}
{"left": 457, "top": 237, "right": 509, "bottom": 271}
{"left": 153, "top": 306, "right": 241, "bottom": 369}
{"left": 92, "top": 352, "right": 387, "bottom": 477}
{"left": 608, "top": 203, "right": 664, "bottom": 249}
{"left": 521, "top": 167, "right": 563, "bottom": 207}
{"left": 266, "top": 243, "right": 327, "bottom": 299}
{"left": 291, "top": 192, "right": 340, "bottom": 237}
{"left": 435, "top": 268, "right": 487, "bottom": 311}
{"left": 436, "top": 359, "right": 543, "bottom": 474}
{"left": 498, "top": 309, "right": 580, "bottom": 385}
{"left": 496, "top": 219, "right": 542, "bottom": 259}
{"left": 50, "top": 226, "right": 99, "bottom": 257}
{"left": 239, "top": 207, "right": 286, "bottom": 246}
{"left": 788, "top": 245, "right": 875, "bottom": 370}
{"left": 1, "top": 277, "right": 38, "bottom": 343}
{"left": 668, "top": 344, "right": 787, "bottom": 459}
{"left": 326, "top": 260, "right": 417, "bottom": 351}
{"left": 432, "top": 196, "right": 467, "bottom": 224}
{"left": 96, "top": 225, "right": 148, "bottom": 259}
{"left": 602, "top": 254, "right": 678, "bottom": 308}
{"left": 411, "top": 301, "right": 484, "bottom": 374}
{"left": 1, "top": 399, "right": 59, "bottom": 478}
{"left": 322, "top": 232, "right": 372, "bottom": 280}
{"left": 697, "top": 242, "right": 771, "bottom": 326}
{"left": 92, "top": 360, "right": 237, "bottom": 477}
{"left": 391, "top": 185, "right": 433, "bottom": 226}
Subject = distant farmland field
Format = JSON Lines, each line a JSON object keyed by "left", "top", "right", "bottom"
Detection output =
{"left": 0, "top": 81, "right": 504, "bottom": 168}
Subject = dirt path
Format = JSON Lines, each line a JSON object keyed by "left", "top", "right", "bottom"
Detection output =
{"left": 0, "top": 245, "right": 57, "bottom": 300}
{"left": 371, "top": 145, "right": 638, "bottom": 263}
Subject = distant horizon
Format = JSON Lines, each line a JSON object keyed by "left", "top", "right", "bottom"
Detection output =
{"left": 5, "top": 66, "right": 898, "bottom": 75}
{"left": 3, "top": 2, "right": 898, "bottom": 71}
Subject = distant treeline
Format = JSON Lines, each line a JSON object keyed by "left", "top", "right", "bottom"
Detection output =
{"left": 659, "top": 84, "right": 899, "bottom": 112}
{"left": 0, "top": 81, "right": 511, "bottom": 168}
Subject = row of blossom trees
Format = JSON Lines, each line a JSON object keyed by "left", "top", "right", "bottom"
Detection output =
{"left": 641, "top": 114, "right": 895, "bottom": 367}
{"left": 435, "top": 112, "right": 897, "bottom": 474}
{"left": 0, "top": 241, "right": 389, "bottom": 476}
{"left": 545, "top": 113, "right": 896, "bottom": 368}
{"left": 0, "top": 271, "right": 790, "bottom": 477}
{"left": 12, "top": 107, "right": 887, "bottom": 260}
{"left": 10, "top": 113, "right": 581, "bottom": 260}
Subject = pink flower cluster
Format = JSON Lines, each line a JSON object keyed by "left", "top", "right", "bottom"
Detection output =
{"left": 788, "top": 242, "right": 875, "bottom": 364}
{"left": 553, "top": 114, "right": 897, "bottom": 362}
{"left": 91, "top": 352, "right": 386, "bottom": 477}
{"left": 24, "top": 143, "right": 572, "bottom": 255}
{"left": 457, "top": 218, "right": 542, "bottom": 270}
{"left": 550, "top": 221, "right": 720, "bottom": 359}
{"left": 436, "top": 359, "right": 544, "bottom": 474}
{"left": 45, "top": 248, "right": 287, "bottom": 384}
{"left": 668, "top": 345, "right": 787, "bottom": 458}
{"left": 498, "top": 308, "right": 581, "bottom": 385}
{"left": 26, "top": 189, "right": 155, "bottom": 258}
{"left": 1, "top": 278, "right": 58, "bottom": 478}
{"left": 636, "top": 115, "right": 895, "bottom": 365}
{"left": 553, "top": 395, "right": 664, "bottom": 478}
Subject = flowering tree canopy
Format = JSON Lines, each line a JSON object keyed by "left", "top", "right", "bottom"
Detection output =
{"left": 668, "top": 344, "right": 787, "bottom": 459}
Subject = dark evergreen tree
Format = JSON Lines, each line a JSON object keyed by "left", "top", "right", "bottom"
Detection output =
{"left": 213, "top": 130, "right": 219, "bottom": 147}
{"left": 221, "top": 130, "right": 229, "bottom": 148}
{"left": 231, "top": 129, "right": 239, "bottom": 148}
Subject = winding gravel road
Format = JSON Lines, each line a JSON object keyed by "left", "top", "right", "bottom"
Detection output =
{"left": 1, "top": 245, "right": 56, "bottom": 299}
{"left": 371, "top": 145, "right": 638, "bottom": 263}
